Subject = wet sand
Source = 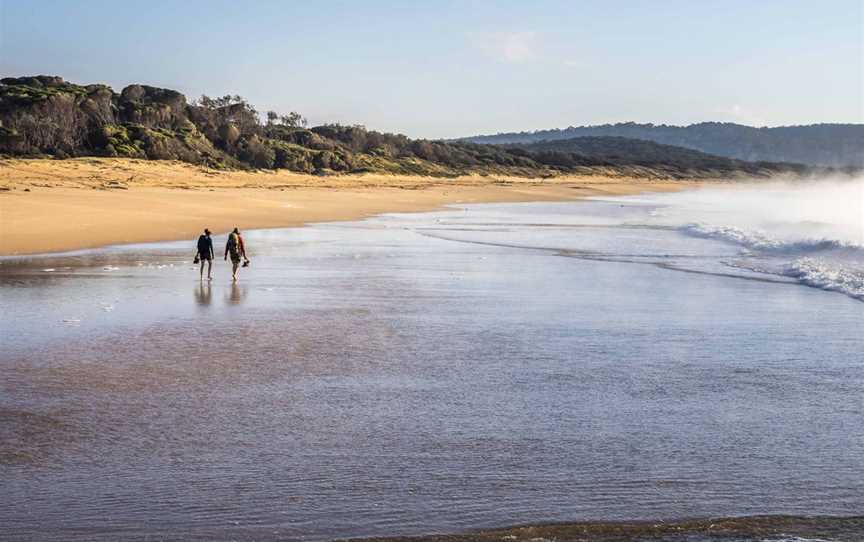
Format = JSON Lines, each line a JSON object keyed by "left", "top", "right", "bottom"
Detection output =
{"left": 349, "top": 515, "right": 864, "bottom": 542}
{"left": 0, "top": 158, "right": 706, "bottom": 255}
{"left": 2, "top": 199, "right": 862, "bottom": 541}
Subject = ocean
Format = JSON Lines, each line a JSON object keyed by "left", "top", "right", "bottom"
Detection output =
{"left": 1, "top": 180, "right": 862, "bottom": 541}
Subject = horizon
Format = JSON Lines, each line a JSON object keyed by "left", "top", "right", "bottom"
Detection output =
{"left": 1, "top": 0, "right": 862, "bottom": 138}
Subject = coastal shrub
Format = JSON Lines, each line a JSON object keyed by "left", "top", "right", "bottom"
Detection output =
{"left": 0, "top": 126, "right": 26, "bottom": 153}
{"left": 269, "top": 141, "right": 315, "bottom": 172}
{"left": 217, "top": 123, "right": 241, "bottom": 149}
{"left": 266, "top": 125, "right": 309, "bottom": 144}
{"left": 0, "top": 75, "right": 815, "bottom": 177}
{"left": 313, "top": 150, "right": 333, "bottom": 170}
{"left": 411, "top": 140, "right": 436, "bottom": 161}
{"left": 330, "top": 150, "right": 354, "bottom": 171}
{"left": 237, "top": 136, "right": 275, "bottom": 169}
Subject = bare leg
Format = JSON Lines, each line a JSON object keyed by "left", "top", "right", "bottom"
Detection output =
{"left": 232, "top": 262, "right": 240, "bottom": 281}
{"left": 199, "top": 259, "right": 205, "bottom": 280}
{"left": 206, "top": 260, "right": 212, "bottom": 280}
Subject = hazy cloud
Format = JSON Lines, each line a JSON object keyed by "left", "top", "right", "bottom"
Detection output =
{"left": 469, "top": 31, "right": 537, "bottom": 63}
{"left": 718, "top": 104, "right": 768, "bottom": 127}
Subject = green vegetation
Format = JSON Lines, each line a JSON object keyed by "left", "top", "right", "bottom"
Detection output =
{"left": 0, "top": 76, "right": 91, "bottom": 107}
{"left": 99, "top": 124, "right": 139, "bottom": 157}
{"left": 460, "top": 121, "right": 864, "bottom": 168}
{"left": 507, "top": 136, "right": 811, "bottom": 177}
{"left": 0, "top": 75, "right": 818, "bottom": 178}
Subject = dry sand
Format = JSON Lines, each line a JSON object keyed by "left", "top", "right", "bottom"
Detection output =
{"left": 0, "top": 158, "right": 709, "bottom": 255}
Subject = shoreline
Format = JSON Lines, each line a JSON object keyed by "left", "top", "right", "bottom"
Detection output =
{"left": 343, "top": 514, "right": 864, "bottom": 542}
{"left": 0, "top": 158, "right": 709, "bottom": 256}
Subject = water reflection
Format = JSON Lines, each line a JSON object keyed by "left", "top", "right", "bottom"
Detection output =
{"left": 2, "top": 202, "right": 863, "bottom": 542}
{"left": 194, "top": 283, "right": 212, "bottom": 306}
{"left": 226, "top": 282, "right": 247, "bottom": 305}
{"left": 195, "top": 282, "right": 246, "bottom": 306}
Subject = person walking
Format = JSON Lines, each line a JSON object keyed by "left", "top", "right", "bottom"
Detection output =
{"left": 195, "top": 228, "right": 214, "bottom": 280}
{"left": 224, "top": 227, "right": 249, "bottom": 281}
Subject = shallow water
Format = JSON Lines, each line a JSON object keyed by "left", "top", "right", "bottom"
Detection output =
{"left": 1, "top": 189, "right": 862, "bottom": 541}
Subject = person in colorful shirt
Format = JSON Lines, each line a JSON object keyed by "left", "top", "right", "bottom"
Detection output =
{"left": 224, "top": 227, "right": 249, "bottom": 281}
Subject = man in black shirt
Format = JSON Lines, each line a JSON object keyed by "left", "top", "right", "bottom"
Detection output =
{"left": 196, "top": 228, "right": 215, "bottom": 280}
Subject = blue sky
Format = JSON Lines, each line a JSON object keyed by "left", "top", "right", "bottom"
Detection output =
{"left": 1, "top": 0, "right": 861, "bottom": 138}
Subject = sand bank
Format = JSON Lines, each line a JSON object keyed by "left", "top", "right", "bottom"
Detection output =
{"left": 0, "top": 158, "right": 707, "bottom": 255}
{"left": 352, "top": 515, "right": 863, "bottom": 542}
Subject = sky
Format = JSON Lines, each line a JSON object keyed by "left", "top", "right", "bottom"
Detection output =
{"left": 1, "top": 0, "right": 862, "bottom": 138}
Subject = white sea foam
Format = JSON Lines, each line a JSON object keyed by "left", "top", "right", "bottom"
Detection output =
{"left": 680, "top": 223, "right": 858, "bottom": 253}
{"left": 642, "top": 178, "right": 864, "bottom": 248}
{"left": 784, "top": 257, "right": 864, "bottom": 300}
{"left": 635, "top": 178, "right": 864, "bottom": 300}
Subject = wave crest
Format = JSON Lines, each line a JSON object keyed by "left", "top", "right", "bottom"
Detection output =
{"left": 680, "top": 223, "right": 858, "bottom": 253}
{"left": 784, "top": 257, "right": 864, "bottom": 300}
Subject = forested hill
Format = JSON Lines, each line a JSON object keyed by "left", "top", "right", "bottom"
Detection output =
{"left": 506, "top": 136, "right": 798, "bottom": 175}
{"left": 0, "top": 76, "right": 812, "bottom": 179}
{"left": 460, "top": 122, "right": 864, "bottom": 168}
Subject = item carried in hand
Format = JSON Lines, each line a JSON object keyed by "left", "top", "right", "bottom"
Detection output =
{"left": 193, "top": 255, "right": 200, "bottom": 264}
{"left": 242, "top": 259, "right": 250, "bottom": 268}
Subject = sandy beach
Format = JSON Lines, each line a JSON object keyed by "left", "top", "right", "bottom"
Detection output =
{"left": 0, "top": 158, "right": 706, "bottom": 255}
{"left": 3, "top": 186, "right": 861, "bottom": 540}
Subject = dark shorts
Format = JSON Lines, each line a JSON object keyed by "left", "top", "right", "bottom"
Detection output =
{"left": 229, "top": 253, "right": 242, "bottom": 264}
{"left": 199, "top": 254, "right": 212, "bottom": 261}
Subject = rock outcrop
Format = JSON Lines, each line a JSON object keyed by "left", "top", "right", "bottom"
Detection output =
{"left": 0, "top": 76, "right": 236, "bottom": 167}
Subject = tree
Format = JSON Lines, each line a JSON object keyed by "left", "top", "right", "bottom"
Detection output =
{"left": 279, "top": 111, "right": 307, "bottom": 128}
{"left": 266, "top": 111, "right": 278, "bottom": 126}
{"left": 194, "top": 94, "right": 215, "bottom": 108}
{"left": 194, "top": 94, "right": 252, "bottom": 111}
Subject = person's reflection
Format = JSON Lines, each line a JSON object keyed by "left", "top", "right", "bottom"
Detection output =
{"left": 194, "top": 283, "right": 212, "bottom": 306}
{"left": 226, "top": 282, "right": 247, "bottom": 305}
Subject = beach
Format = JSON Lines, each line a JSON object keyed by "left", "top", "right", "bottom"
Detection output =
{"left": 0, "top": 158, "right": 704, "bottom": 255}
{"left": 3, "top": 1, "right": 860, "bottom": 539}
{"left": 1, "top": 186, "right": 861, "bottom": 541}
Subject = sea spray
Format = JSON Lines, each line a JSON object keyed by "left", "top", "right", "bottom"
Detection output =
{"left": 630, "top": 177, "right": 864, "bottom": 300}
{"left": 641, "top": 177, "right": 864, "bottom": 248}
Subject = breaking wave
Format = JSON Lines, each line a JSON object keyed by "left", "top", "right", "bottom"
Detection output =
{"left": 643, "top": 179, "right": 864, "bottom": 301}
{"left": 680, "top": 223, "right": 859, "bottom": 254}
{"left": 677, "top": 224, "right": 863, "bottom": 300}
{"left": 784, "top": 257, "right": 864, "bottom": 301}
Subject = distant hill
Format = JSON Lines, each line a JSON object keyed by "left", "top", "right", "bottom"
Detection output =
{"left": 506, "top": 136, "right": 807, "bottom": 176}
{"left": 0, "top": 76, "right": 814, "bottom": 179}
{"left": 460, "top": 122, "right": 864, "bottom": 168}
